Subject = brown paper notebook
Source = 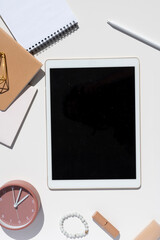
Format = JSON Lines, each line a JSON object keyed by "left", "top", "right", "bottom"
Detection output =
{"left": 0, "top": 28, "right": 42, "bottom": 111}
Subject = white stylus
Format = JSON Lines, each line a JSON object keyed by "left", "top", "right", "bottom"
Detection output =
{"left": 107, "top": 20, "right": 160, "bottom": 51}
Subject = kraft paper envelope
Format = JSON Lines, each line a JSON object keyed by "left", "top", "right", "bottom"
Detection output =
{"left": 0, "top": 28, "right": 42, "bottom": 111}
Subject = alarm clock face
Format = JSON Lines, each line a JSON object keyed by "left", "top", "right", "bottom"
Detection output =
{"left": 0, "top": 180, "right": 40, "bottom": 230}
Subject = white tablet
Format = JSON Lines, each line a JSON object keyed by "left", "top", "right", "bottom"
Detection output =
{"left": 45, "top": 58, "right": 141, "bottom": 189}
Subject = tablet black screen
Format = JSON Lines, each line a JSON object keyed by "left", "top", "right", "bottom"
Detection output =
{"left": 50, "top": 67, "right": 136, "bottom": 180}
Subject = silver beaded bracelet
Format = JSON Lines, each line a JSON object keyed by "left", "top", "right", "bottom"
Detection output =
{"left": 59, "top": 213, "right": 89, "bottom": 239}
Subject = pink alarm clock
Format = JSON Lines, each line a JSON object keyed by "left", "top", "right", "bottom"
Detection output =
{"left": 0, "top": 180, "right": 41, "bottom": 230}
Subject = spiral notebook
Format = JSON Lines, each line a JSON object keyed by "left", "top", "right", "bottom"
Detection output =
{"left": 0, "top": 0, "right": 78, "bottom": 53}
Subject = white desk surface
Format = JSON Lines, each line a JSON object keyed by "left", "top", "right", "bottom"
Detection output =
{"left": 1, "top": 0, "right": 160, "bottom": 239}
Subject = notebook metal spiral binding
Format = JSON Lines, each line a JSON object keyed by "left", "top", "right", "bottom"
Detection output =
{"left": 28, "top": 21, "right": 79, "bottom": 54}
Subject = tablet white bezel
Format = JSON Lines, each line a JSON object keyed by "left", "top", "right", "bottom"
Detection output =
{"left": 45, "top": 58, "right": 141, "bottom": 190}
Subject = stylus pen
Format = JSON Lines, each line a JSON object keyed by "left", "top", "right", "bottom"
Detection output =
{"left": 107, "top": 20, "right": 160, "bottom": 51}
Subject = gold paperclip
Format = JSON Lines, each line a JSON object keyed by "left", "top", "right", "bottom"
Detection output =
{"left": 0, "top": 52, "right": 9, "bottom": 94}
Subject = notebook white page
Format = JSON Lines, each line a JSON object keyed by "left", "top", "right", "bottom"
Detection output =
{"left": 0, "top": 0, "right": 77, "bottom": 50}
{"left": 0, "top": 86, "right": 37, "bottom": 148}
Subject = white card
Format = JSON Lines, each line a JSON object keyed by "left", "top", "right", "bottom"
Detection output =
{"left": 0, "top": 86, "right": 37, "bottom": 147}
